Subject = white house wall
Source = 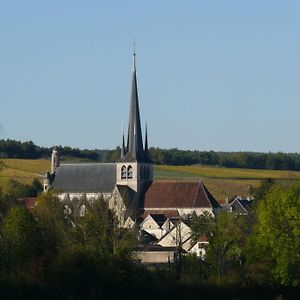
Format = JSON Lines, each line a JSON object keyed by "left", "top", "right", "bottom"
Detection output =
{"left": 141, "top": 216, "right": 164, "bottom": 239}
{"left": 158, "top": 222, "right": 192, "bottom": 248}
{"left": 189, "top": 241, "right": 209, "bottom": 258}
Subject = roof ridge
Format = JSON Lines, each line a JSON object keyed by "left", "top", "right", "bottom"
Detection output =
{"left": 231, "top": 199, "right": 248, "bottom": 213}
{"left": 153, "top": 180, "right": 200, "bottom": 184}
{"left": 200, "top": 180, "right": 214, "bottom": 209}
{"left": 61, "top": 162, "right": 116, "bottom": 166}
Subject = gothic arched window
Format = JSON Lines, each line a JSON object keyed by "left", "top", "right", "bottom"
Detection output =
{"left": 127, "top": 165, "right": 133, "bottom": 179}
{"left": 121, "top": 165, "right": 127, "bottom": 179}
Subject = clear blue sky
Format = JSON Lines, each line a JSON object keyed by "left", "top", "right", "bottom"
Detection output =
{"left": 1, "top": 1, "right": 300, "bottom": 152}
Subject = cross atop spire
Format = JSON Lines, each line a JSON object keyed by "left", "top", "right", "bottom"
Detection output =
{"left": 133, "top": 40, "right": 136, "bottom": 71}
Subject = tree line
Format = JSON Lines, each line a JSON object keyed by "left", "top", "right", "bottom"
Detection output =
{"left": 1, "top": 138, "right": 300, "bottom": 171}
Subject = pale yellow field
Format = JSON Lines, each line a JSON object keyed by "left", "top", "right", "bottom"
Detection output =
{"left": 154, "top": 165, "right": 300, "bottom": 179}
{"left": 0, "top": 159, "right": 50, "bottom": 186}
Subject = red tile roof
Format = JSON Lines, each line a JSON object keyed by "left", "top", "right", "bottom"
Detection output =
{"left": 143, "top": 181, "right": 220, "bottom": 209}
{"left": 17, "top": 197, "right": 37, "bottom": 212}
{"left": 198, "top": 234, "right": 209, "bottom": 243}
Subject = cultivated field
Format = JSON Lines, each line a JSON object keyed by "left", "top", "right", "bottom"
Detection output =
{"left": 1, "top": 159, "right": 300, "bottom": 202}
{"left": 0, "top": 159, "right": 50, "bottom": 187}
{"left": 154, "top": 165, "right": 300, "bottom": 201}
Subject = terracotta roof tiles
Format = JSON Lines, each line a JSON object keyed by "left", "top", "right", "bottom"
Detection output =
{"left": 143, "top": 181, "right": 220, "bottom": 209}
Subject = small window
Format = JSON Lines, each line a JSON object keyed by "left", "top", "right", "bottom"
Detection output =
{"left": 127, "top": 165, "right": 133, "bottom": 179}
{"left": 121, "top": 165, "right": 127, "bottom": 179}
{"left": 79, "top": 205, "right": 86, "bottom": 217}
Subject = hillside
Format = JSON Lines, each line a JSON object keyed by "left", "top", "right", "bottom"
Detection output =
{"left": 0, "top": 159, "right": 50, "bottom": 187}
{"left": 1, "top": 159, "right": 300, "bottom": 201}
{"left": 154, "top": 165, "right": 300, "bottom": 201}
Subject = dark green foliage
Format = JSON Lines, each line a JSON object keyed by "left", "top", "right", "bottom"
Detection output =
{"left": 33, "top": 191, "right": 70, "bottom": 259}
{"left": 190, "top": 211, "right": 214, "bottom": 244}
{"left": 0, "top": 206, "right": 42, "bottom": 279}
{"left": 69, "top": 197, "right": 137, "bottom": 258}
{"left": 245, "top": 183, "right": 300, "bottom": 286}
{"left": 149, "top": 148, "right": 300, "bottom": 171}
{"left": 205, "top": 212, "right": 246, "bottom": 279}
{"left": 0, "top": 179, "right": 43, "bottom": 223}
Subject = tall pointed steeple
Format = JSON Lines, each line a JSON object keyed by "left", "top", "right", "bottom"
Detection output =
{"left": 116, "top": 50, "right": 153, "bottom": 194}
{"left": 120, "top": 124, "right": 125, "bottom": 158}
{"left": 124, "top": 51, "right": 145, "bottom": 161}
{"left": 144, "top": 122, "right": 149, "bottom": 159}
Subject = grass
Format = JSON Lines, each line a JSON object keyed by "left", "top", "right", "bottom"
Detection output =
{"left": 1, "top": 159, "right": 300, "bottom": 201}
{"left": 0, "top": 159, "right": 50, "bottom": 186}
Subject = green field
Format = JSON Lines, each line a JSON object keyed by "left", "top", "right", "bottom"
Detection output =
{"left": 1, "top": 159, "right": 300, "bottom": 202}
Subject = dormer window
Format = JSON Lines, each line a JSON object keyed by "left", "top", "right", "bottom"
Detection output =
{"left": 121, "top": 165, "right": 127, "bottom": 179}
{"left": 127, "top": 165, "right": 133, "bottom": 179}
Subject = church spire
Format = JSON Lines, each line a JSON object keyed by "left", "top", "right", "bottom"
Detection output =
{"left": 145, "top": 122, "right": 149, "bottom": 159}
{"left": 125, "top": 51, "right": 144, "bottom": 161}
{"left": 120, "top": 124, "right": 125, "bottom": 158}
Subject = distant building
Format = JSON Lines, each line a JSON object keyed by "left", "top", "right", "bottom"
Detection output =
{"left": 222, "top": 197, "right": 252, "bottom": 215}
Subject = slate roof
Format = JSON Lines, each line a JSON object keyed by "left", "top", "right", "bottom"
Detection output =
{"left": 135, "top": 244, "right": 179, "bottom": 252}
{"left": 143, "top": 181, "right": 221, "bottom": 209}
{"left": 51, "top": 163, "right": 116, "bottom": 193}
{"left": 149, "top": 214, "right": 167, "bottom": 226}
{"left": 229, "top": 198, "right": 251, "bottom": 214}
{"left": 139, "top": 229, "right": 159, "bottom": 245}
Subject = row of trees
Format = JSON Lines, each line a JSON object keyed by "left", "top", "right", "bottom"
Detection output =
{"left": 1, "top": 139, "right": 300, "bottom": 171}
{"left": 149, "top": 148, "right": 300, "bottom": 170}
{"left": 0, "top": 139, "right": 99, "bottom": 160}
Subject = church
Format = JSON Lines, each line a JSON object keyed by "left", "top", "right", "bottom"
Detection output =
{"left": 44, "top": 53, "right": 221, "bottom": 229}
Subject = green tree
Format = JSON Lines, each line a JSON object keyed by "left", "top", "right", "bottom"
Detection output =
{"left": 246, "top": 183, "right": 300, "bottom": 286}
{"left": 190, "top": 211, "right": 214, "bottom": 244}
{"left": 250, "top": 178, "right": 275, "bottom": 204}
{"left": 70, "top": 197, "right": 137, "bottom": 258}
{"left": 33, "top": 191, "right": 70, "bottom": 258}
{"left": 0, "top": 206, "right": 41, "bottom": 278}
{"left": 205, "top": 212, "right": 245, "bottom": 279}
